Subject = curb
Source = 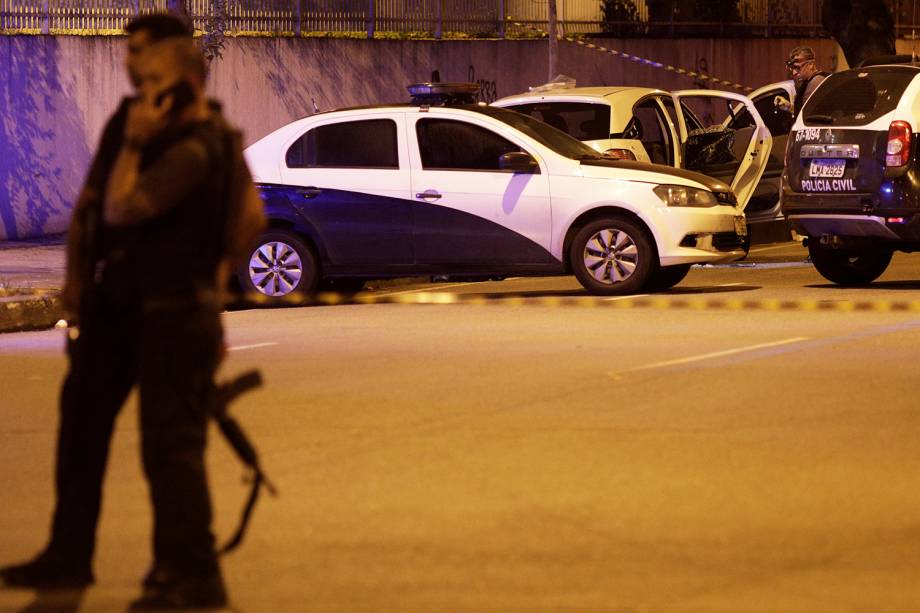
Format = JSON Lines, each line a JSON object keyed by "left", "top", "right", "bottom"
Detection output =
{"left": 0, "top": 293, "right": 64, "bottom": 334}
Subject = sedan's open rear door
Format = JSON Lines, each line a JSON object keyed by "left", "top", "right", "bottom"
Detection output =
{"left": 671, "top": 90, "right": 772, "bottom": 211}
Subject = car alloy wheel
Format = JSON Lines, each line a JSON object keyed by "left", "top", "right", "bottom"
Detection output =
{"left": 583, "top": 228, "right": 639, "bottom": 284}
{"left": 570, "top": 217, "right": 655, "bottom": 295}
{"left": 240, "top": 231, "right": 318, "bottom": 302}
{"left": 250, "top": 241, "right": 303, "bottom": 296}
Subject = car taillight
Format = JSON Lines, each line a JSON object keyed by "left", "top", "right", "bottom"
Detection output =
{"left": 886, "top": 121, "right": 912, "bottom": 167}
{"left": 603, "top": 148, "right": 636, "bottom": 161}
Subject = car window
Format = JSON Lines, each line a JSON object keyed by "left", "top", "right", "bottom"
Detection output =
{"left": 623, "top": 100, "right": 672, "bottom": 165}
{"left": 678, "top": 102, "right": 703, "bottom": 132}
{"left": 286, "top": 118, "right": 399, "bottom": 169}
{"left": 803, "top": 67, "right": 918, "bottom": 126}
{"left": 500, "top": 102, "right": 611, "bottom": 141}
{"left": 416, "top": 118, "right": 523, "bottom": 171}
{"left": 730, "top": 88, "right": 793, "bottom": 136}
{"left": 474, "top": 106, "right": 602, "bottom": 160}
{"left": 678, "top": 96, "right": 753, "bottom": 174}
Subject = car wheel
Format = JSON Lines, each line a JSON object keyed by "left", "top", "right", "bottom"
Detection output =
{"left": 239, "top": 231, "right": 318, "bottom": 302}
{"left": 807, "top": 244, "right": 892, "bottom": 286}
{"left": 570, "top": 217, "right": 655, "bottom": 295}
{"left": 646, "top": 264, "right": 691, "bottom": 292}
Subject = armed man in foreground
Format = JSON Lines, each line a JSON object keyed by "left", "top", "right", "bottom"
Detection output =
{"left": 0, "top": 20, "right": 265, "bottom": 611}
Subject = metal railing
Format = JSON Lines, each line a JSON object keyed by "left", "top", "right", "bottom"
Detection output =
{"left": 0, "top": 0, "right": 843, "bottom": 38}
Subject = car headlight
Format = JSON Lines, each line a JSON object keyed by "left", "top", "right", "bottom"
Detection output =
{"left": 653, "top": 185, "right": 718, "bottom": 208}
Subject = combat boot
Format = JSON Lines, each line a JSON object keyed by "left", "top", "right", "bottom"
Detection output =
{"left": 129, "top": 570, "right": 228, "bottom": 610}
{"left": 0, "top": 551, "right": 94, "bottom": 589}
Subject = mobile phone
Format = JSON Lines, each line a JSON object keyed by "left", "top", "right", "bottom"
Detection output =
{"left": 155, "top": 80, "right": 196, "bottom": 116}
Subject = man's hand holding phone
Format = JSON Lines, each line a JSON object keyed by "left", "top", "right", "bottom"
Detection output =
{"left": 124, "top": 85, "right": 175, "bottom": 150}
{"left": 125, "top": 80, "right": 196, "bottom": 149}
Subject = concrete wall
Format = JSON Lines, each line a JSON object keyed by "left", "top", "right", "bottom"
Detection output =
{"left": 0, "top": 35, "right": 841, "bottom": 239}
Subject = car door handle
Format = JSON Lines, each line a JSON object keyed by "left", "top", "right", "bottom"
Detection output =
{"left": 296, "top": 186, "right": 322, "bottom": 199}
{"left": 415, "top": 189, "right": 442, "bottom": 201}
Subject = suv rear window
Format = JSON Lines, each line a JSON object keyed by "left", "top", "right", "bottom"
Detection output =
{"left": 502, "top": 102, "right": 611, "bottom": 141}
{"left": 802, "top": 66, "right": 918, "bottom": 126}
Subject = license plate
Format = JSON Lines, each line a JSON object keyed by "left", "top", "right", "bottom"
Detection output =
{"left": 734, "top": 216, "right": 747, "bottom": 236}
{"left": 808, "top": 158, "right": 846, "bottom": 178}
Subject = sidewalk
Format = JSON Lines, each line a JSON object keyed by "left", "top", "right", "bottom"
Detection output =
{"left": 0, "top": 236, "right": 66, "bottom": 333}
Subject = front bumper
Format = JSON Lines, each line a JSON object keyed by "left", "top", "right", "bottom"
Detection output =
{"left": 656, "top": 206, "right": 747, "bottom": 266}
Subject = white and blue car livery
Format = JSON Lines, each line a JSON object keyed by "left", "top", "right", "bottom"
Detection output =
{"left": 241, "top": 84, "right": 748, "bottom": 300}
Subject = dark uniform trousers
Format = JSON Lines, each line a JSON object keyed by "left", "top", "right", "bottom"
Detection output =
{"left": 49, "top": 297, "right": 223, "bottom": 577}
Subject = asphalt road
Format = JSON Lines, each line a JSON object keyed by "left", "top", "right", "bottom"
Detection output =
{"left": 2, "top": 242, "right": 920, "bottom": 612}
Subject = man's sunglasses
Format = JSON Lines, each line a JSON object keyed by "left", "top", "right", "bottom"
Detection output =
{"left": 785, "top": 58, "right": 813, "bottom": 71}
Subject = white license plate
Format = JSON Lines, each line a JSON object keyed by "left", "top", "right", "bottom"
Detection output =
{"left": 734, "top": 216, "right": 747, "bottom": 236}
{"left": 809, "top": 158, "right": 846, "bottom": 178}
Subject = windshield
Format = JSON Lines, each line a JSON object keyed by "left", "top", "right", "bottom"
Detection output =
{"left": 497, "top": 102, "right": 612, "bottom": 141}
{"left": 469, "top": 106, "right": 604, "bottom": 160}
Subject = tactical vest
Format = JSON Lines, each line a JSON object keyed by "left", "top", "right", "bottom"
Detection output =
{"left": 100, "top": 118, "right": 233, "bottom": 309}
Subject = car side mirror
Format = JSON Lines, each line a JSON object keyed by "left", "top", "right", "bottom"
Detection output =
{"left": 499, "top": 151, "right": 539, "bottom": 173}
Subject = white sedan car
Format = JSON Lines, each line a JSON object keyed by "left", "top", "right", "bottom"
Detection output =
{"left": 493, "top": 81, "right": 794, "bottom": 228}
{"left": 242, "top": 83, "right": 748, "bottom": 300}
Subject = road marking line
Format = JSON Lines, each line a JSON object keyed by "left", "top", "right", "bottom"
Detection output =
{"left": 609, "top": 337, "right": 809, "bottom": 378}
{"left": 706, "top": 261, "right": 811, "bottom": 270}
{"left": 378, "top": 282, "right": 488, "bottom": 297}
{"left": 227, "top": 342, "right": 278, "bottom": 352}
{"left": 602, "top": 294, "right": 649, "bottom": 301}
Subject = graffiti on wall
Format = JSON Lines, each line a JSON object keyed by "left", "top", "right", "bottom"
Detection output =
{"left": 468, "top": 65, "right": 497, "bottom": 103}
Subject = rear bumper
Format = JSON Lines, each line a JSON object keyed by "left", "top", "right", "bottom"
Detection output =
{"left": 788, "top": 214, "right": 900, "bottom": 239}
{"left": 782, "top": 187, "right": 920, "bottom": 243}
{"left": 781, "top": 191, "right": 875, "bottom": 216}
{"left": 787, "top": 213, "right": 920, "bottom": 246}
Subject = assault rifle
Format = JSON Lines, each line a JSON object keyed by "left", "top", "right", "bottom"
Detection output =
{"left": 210, "top": 369, "right": 278, "bottom": 554}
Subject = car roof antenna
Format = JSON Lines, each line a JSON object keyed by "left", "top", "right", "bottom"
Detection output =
{"left": 311, "top": 98, "right": 319, "bottom": 114}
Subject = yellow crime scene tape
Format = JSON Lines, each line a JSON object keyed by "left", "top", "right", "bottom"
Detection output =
{"left": 12, "top": 287, "right": 917, "bottom": 318}
{"left": 244, "top": 291, "right": 920, "bottom": 313}
{"left": 506, "top": 17, "right": 755, "bottom": 93}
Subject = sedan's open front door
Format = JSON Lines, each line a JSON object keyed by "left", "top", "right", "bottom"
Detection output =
{"left": 671, "top": 91, "right": 772, "bottom": 212}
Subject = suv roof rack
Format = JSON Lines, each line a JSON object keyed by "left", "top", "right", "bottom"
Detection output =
{"left": 856, "top": 54, "right": 920, "bottom": 68}
{"left": 407, "top": 82, "right": 480, "bottom": 106}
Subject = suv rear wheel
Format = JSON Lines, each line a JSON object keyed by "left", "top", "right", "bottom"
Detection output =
{"left": 570, "top": 217, "right": 655, "bottom": 295}
{"left": 807, "top": 244, "right": 892, "bottom": 286}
